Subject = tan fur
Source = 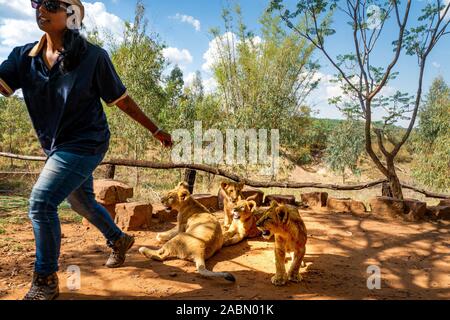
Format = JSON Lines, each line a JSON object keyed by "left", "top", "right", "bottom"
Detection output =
{"left": 220, "top": 181, "right": 245, "bottom": 229}
{"left": 256, "top": 201, "right": 307, "bottom": 286}
{"left": 223, "top": 199, "right": 261, "bottom": 247}
{"left": 139, "top": 182, "right": 235, "bottom": 282}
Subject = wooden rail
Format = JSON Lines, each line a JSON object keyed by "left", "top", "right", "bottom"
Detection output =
{"left": 1, "top": 152, "right": 448, "bottom": 199}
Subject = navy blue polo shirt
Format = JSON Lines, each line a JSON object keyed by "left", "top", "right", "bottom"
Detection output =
{"left": 0, "top": 35, "right": 128, "bottom": 156}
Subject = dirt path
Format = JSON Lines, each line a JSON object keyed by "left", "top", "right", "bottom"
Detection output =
{"left": 1, "top": 209, "right": 449, "bottom": 300}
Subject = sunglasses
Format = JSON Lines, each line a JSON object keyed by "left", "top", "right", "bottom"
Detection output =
{"left": 31, "top": 0, "right": 69, "bottom": 13}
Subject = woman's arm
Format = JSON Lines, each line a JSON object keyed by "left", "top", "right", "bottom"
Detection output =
{"left": 0, "top": 79, "right": 13, "bottom": 97}
{"left": 115, "top": 95, "right": 173, "bottom": 148}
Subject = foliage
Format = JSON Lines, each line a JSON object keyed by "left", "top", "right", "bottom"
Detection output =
{"left": 0, "top": 97, "right": 37, "bottom": 157}
{"left": 209, "top": 5, "right": 320, "bottom": 165}
{"left": 412, "top": 77, "right": 450, "bottom": 192}
{"left": 269, "top": 0, "right": 450, "bottom": 198}
{"left": 106, "top": 1, "right": 167, "bottom": 160}
{"left": 325, "top": 120, "right": 365, "bottom": 182}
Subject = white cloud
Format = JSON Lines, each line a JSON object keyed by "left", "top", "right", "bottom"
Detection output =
{"left": 432, "top": 61, "right": 441, "bottom": 68}
{"left": 443, "top": 0, "right": 450, "bottom": 19}
{"left": 163, "top": 47, "right": 193, "bottom": 66}
{"left": 82, "top": 2, "right": 125, "bottom": 44}
{"left": 171, "top": 13, "right": 201, "bottom": 32}
{"left": 202, "top": 32, "right": 238, "bottom": 72}
{"left": 184, "top": 72, "right": 197, "bottom": 87}
{"left": 201, "top": 32, "right": 263, "bottom": 73}
{"left": 0, "top": 0, "right": 35, "bottom": 20}
{"left": 0, "top": 1, "right": 124, "bottom": 62}
{"left": 183, "top": 71, "right": 217, "bottom": 94}
{"left": 306, "top": 71, "right": 397, "bottom": 120}
{"left": 203, "top": 77, "right": 218, "bottom": 94}
{"left": 0, "top": 18, "right": 43, "bottom": 48}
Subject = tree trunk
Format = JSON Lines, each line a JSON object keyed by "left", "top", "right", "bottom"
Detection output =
{"left": 386, "top": 158, "right": 404, "bottom": 200}
{"left": 184, "top": 169, "right": 197, "bottom": 194}
{"left": 382, "top": 182, "right": 393, "bottom": 197}
{"left": 134, "top": 145, "right": 139, "bottom": 187}
{"left": 105, "top": 164, "right": 116, "bottom": 179}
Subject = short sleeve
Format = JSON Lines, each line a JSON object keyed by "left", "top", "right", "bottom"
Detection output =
{"left": 95, "top": 49, "right": 127, "bottom": 106}
{"left": 0, "top": 47, "right": 21, "bottom": 97}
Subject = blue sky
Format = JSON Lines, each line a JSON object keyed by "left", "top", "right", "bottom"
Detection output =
{"left": 0, "top": 0, "right": 449, "bottom": 124}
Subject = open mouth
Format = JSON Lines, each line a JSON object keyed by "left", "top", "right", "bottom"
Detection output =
{"left": 261, "top": 230, "right": 272, "bottom": 239}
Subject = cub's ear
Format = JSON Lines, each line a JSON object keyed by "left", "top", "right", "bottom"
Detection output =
{"left": 178, "top": 181, "right": 190, "bottom": 190}
{"left": 270, "top": 200, "right": 279, "bottom": 208}
{"left": 276, "top": 206, "right": 289, "bottom": 224}
{"left": 178, "top": 189, "right": 190, "bottom": 201}
{"left": 247, "top": 200, "right": 257, "bottom": 212}
{"left": 220, "top": 182, "right": 228, "bottom": 190}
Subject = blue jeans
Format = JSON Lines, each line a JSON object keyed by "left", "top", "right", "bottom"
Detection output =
{"left": 28, "top": 150, "right": 124, "bottom": 276}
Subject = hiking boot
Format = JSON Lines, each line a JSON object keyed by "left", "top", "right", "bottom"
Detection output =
{"left": 105, "top": 233, "right": 135, "bottom": 268}
{"left": 23, "top": 272, "right": 59, "bottom": 300}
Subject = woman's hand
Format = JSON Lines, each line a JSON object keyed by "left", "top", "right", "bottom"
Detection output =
{"left": 154, "top": 129, "right": 173, "bottom": 148}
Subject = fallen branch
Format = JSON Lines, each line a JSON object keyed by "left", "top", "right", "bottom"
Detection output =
{"left": 1, "top": 152, "right": 449, "bottom": 199}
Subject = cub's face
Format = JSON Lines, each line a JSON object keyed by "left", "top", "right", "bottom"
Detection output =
{"left": 161, "top": 182, "right": 190, "bottom": 211}
{"left": 231, "top": 200, "right": 257, "bottom": 221}
{"left": 221, "top": 181, "right": 244, "bottom": 203}
{"left": 256, "top": 201, "right": 289, "bottom": 239}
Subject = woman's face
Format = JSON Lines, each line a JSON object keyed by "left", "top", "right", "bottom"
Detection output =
{"left": 35, "top": 1, "right": 69, "bottom": 33}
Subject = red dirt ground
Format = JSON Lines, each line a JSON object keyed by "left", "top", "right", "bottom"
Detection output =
{"left": 0, "top": 209, "right": 449, "bottom": 300}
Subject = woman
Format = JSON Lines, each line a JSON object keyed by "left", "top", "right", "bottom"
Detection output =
{"left": 0, "top": 0, "right": 173, "bottom": 300}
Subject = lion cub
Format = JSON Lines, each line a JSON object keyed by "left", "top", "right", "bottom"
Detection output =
{"left": 256, "top": 201, "right": 307, "bottom": 286}
{"left": 223, "top": 199, "right": 261, "bottom": 246}
{"left": 139, "top": 182, "right": 235, "bottom": 282}
{"left": 220, "top": 181, "right": 245, "bottom": 229}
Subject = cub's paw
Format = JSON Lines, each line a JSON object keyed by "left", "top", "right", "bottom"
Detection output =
{"left": 271, "top": 274, "right": 287, "bottom": 286}
{"left": 288, "top": 273, "right": 303, "bottom": 283}
{"left": 139, "top": 247, "right": 162, "bottom": 261}
{"left": 156, "top": 233, "right": 164, "bottom": 242}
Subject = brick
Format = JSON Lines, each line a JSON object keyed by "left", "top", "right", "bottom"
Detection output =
{"left": 264, "top": 194, "right": 296, "bottom": 206}
{"left": 114, "top": 202, "right": 152, "bottom": 231}
{"left": 93, "top": 179, "right": 133, "bottom": 205}
{"left": 301, "top": 192, "right": 328, "bottom": 209}
{"left": 192, "top": 194, "right": 218, "bottom": 212}
{"left": 369, "top": 197, "right": 426, "bottom": 222}
{"left": 327, "top": 198, "right": 366, "bottom": 214}
{"left": 241, "top": 187, "right": 264, "bottom": 206}
{"left": 425, "top": 206, "right": 450, "bottom": 221}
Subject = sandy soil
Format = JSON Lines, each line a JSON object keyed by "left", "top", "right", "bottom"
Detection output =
{"left": 1, "top": 208, "right": 449, "bottom": 300}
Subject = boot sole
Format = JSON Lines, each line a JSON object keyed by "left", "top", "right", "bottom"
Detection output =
{"left": 106, "top": 237, "right": 135, "bottom": 268}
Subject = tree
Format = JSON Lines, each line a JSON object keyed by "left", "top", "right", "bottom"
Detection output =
{"left": 209, "top": 5, "right": 319, "bottom": 163}
{"left": 0, "top": 97, "right": 36, "bottom": 166}
{"left": 413, "top": 76, "right": 450, "bottom": 192}
{"left": 186, "top": 71, "right": 204, "bottom": 103}
{"left": 166, "top": 65, "right": 184, "bottom": 107}
{"left": 105, "top": 1, "right": 167, "bottom": 185}
{"left": 325, "top": 120, "right": 365, "bottom": 183}
{"left": 270, "top": 0, "right": 450, "bottom": 199}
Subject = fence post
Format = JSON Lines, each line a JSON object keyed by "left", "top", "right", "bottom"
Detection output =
{"left": 184, "top": 169, "right": 197, "bottom": 194}
{"left": 105, "top": 164, "right": 116, "bottom": 179}
{"left": 382, "top": 182, "right": 393, "bottom": 198}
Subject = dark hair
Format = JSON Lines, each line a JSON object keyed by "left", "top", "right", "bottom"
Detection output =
{"left": 59, "top": 26, "right": 88, "bottom": 73}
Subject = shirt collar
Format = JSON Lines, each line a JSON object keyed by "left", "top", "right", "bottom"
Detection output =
{"left": 28, "top": 34, "right": 47, "bottom": 57}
